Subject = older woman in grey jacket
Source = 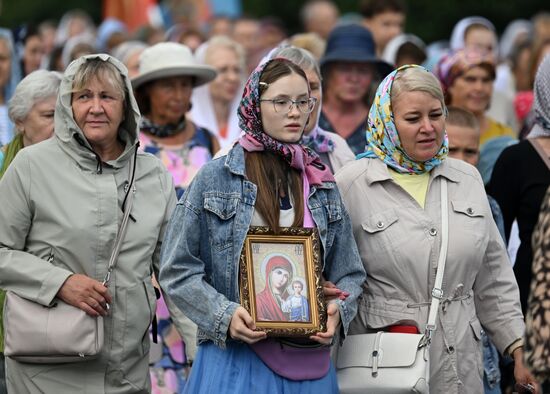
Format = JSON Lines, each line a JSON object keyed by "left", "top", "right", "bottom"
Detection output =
{"left": 335, "top": 65, "right": 537, "bottom": 393}
{"left": 0, "top": 54, "right": 176, "bottom": 393}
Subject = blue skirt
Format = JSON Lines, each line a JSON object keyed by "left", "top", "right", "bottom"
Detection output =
{"left": 184, "top": 342, "right": 339, "bottom": 394}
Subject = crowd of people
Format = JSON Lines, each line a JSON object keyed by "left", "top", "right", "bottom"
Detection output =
{"left": 1, "top": 0, "right": 550, "bottom": 393}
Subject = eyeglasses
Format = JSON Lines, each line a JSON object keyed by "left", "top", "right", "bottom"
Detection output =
{"left": 260, "top": 97, "right": 317, "bottom": 114}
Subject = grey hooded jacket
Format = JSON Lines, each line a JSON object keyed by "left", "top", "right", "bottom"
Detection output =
{"left": 0, "top": 54, "right": 176, "bottom": 393}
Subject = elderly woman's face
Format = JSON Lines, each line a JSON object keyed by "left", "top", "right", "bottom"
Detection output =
{"left": 16, "top": 95, "right": 56, "bottom": 146}
{"left": 207, "top": 47, "right": 242, "bottom": 104}
{"left": 392, "top": 90, "right": 445, "bottom": 162}
{"left": 71, "top": 76, "right": 124, "bottom": 150}
{"left": 0, "top": 39, "right": 11, "bottom": 89}
{"left": 147, "top": 76, "right": 193, "bottom": 125}
{"left": 125, "top": 50, "right": 143, "bottom": 79}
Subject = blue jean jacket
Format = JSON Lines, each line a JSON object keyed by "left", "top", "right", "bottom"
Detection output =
{"left": 159, "top": 145, "right": 366, "bottom": 348}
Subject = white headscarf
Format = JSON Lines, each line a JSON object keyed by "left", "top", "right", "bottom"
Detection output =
{"left": 189, "top": 39, "right": 245, "bottom": 149}
{"left": 528, "top": 54, "right": 550, "bottom": 138}
{"left": 382, "top": 34, "right": 426, "bottom": 66}
{"left": 450, "top": 16, "right": 497, "bottom": 55}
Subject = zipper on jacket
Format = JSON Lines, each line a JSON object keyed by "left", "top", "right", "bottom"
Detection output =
{"left": 74, "top": 134, "right": 103, "bottom": 174}
{"left": 47, "top": 248, "right": 54, "bottom": 263}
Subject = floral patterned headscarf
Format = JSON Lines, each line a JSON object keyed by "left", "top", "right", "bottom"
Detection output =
{"left": 357, "top": 64, "right": 449, "bottom": 174}
{"left": 237, "top": 58, "right": 334, "bottom": 186}
{"left": 434, "top": 48, "right": 495, "bottom": 99}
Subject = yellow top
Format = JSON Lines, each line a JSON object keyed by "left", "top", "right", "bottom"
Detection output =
{"left": 480, "top": 118, "right": 516, "bottom": 145}
{"left": 389, "top": 168, "right": 430, "bottom": 208}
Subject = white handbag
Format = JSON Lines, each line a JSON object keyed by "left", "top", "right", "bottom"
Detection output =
{"left": 336, "top": 180, "right": 449, "bottom": 394}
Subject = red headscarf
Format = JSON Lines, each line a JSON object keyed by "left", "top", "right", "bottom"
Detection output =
{"left": 255, "top": 255, "right": 293, "bottom": 321}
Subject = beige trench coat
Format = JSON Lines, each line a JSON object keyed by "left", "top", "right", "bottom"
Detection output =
{"left": 0, "top": 55, "right": 177, "bottom": 393}
{"left": 335, "top": 157, "right": 524, "bottom": 393}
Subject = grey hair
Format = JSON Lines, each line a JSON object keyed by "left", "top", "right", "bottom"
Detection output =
{"left": 202, "top": 35, "right": 246, "bottom": 73}
{"left": 8, "top": 70, "right": 62, "bottom": 122}
{"left": 71, "top": 58, "right": 127, "bottom": 106}
{"left": 392, "top": 67, "right": 446, "bottom": 111}
{"left": 270, "top": 45, "right": 321, "bottom": 81}
{"left": 111, "top": 40, "right": 148, "bottom": 65}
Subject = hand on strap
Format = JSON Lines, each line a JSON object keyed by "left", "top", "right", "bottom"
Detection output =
{"left": 57, "top": 273, "right": 112, "bottom": 317}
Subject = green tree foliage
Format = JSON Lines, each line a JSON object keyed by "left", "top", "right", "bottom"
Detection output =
{"left": 0, "top": 0, "right": 100, "bottom": 29}
{"left": 242, "top": 0, "right": 547, "bottom": 44}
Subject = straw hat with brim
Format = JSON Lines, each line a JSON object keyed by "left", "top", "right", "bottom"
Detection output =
{"left": 320, "top": 24, "right": 394, "bottom": 78}
{"left": 131, "top": 42, "right": 217, "bottom": 89}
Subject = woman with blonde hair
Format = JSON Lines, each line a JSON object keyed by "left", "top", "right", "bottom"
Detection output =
{"left": 336, "top": 64, "right": 536, "bottom": 392}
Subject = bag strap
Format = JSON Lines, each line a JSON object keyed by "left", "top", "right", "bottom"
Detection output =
{"left": 101, "top": 148, "right": 137, "bottom": 286}
{"left": 423, "top": 178, "right": 448, "bottom": 344}
{"left": 528, "top": 138, "right": 550, "bottom": 172}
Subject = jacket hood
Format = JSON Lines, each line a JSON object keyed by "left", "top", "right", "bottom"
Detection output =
{"left": 54, "top": 53, "right": 141, "bottom": 170}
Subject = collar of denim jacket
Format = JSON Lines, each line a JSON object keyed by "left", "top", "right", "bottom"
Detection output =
{"left": 224, "top": 144, "right": 246, "bottom": 177}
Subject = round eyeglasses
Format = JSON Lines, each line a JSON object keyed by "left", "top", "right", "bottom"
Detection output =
{"left": 260, "top": 97, "right": 317, "bottom": 114}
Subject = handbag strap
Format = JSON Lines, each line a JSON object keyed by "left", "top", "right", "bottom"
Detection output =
{"left": 423, "top": 178, "right": 448, "bottom": 344}
{"left": 102, "top": 148, "right": 137, "bottom": 286}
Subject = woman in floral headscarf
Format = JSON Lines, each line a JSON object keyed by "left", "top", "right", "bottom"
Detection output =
{"left": 336, "top": 65, "right": 536, "bottom": 393}
{"left": 435, "top": 48, "right": 516, "bottom": 145}
{"left": 158, "top": 58, "right": 365, "bottom": 393}
{"left": 435, "top": 48, "right": 518, "bottom": 184}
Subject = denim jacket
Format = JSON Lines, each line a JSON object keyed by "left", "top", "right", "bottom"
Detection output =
{"left": 159, "top": 145, "right": 366, "bottom": 348}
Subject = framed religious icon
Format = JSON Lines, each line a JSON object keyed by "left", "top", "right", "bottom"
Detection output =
{"left": 239, "top": 226, "right": 327, "bottom": 337}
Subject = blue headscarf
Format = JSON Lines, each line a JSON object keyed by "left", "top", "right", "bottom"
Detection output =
{"left": 357, "top": 64, "right": 448, "bottom": 174}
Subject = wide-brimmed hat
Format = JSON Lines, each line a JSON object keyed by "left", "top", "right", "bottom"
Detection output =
{"left": 320, "top": 24, "right": 393, "bottom": 78}
{"left": 131, "top": 42, "right": 217, "bottom": 89}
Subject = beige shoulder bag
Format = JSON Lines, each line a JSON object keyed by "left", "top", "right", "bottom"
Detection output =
{"left": 3, "top": 154, "right": 136, "bottom": 364}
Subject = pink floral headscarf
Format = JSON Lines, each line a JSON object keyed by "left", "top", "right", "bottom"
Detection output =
{"left": 237, "top": 58, "right": 334, "bottom": 186}
{"left": 434, "top": 48, "right": 495, "bottom": 100}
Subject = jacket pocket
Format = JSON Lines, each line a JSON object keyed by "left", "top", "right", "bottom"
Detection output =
{"left": 324, "top": 201, "right": 342, "bottom": 223}
{"left": 469, "top": 318, "right": 484, "bottom": 379}
{"left": 121, "top": 278, "right": 156, "bottom": 390}
{"left": 450, "top": 200, "right": 487, "bottom": 249}
{"left": 469, "top": 318, "right": 482, "bottom": 341}
{"left": 361, "top": 209, "right": 399, "bottom": 233}
{"left": 451, "top": 201, "right": 485, "bottom": 220}
{"left": 204, "top": 193, "right": 239, "bottom": 251}
{"left": 360, "top": 209, "right": 401, "bottom": 257}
